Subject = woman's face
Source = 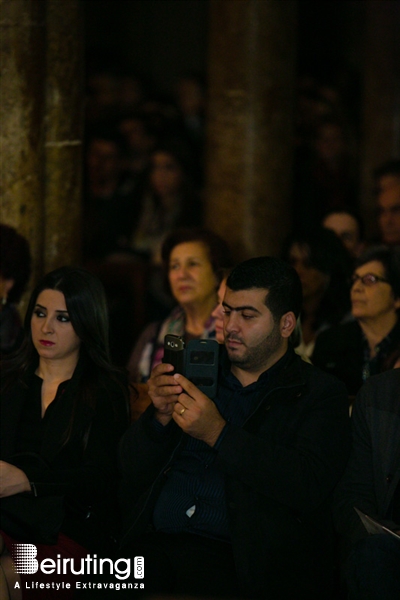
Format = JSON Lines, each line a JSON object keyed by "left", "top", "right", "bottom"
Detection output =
{"left": 31, "top": 289, "right": 81, "bottom": 364}
{"left": 150, "top": 151, "right": 183, "bottom": 197}
{"left": 211, "top": 277, "right": 227, "bottom": 343}
{"left": 351, "top": 260, "right": 400, "bottom": 321}
{"left": 288, "top": 243, "right": 329, "bottom": 300}
{"left": 168, "top": 242, "right": 217, "bottom": 309}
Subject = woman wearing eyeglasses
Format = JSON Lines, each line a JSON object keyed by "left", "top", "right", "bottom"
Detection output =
{"left": 312, "top": 246, "right": 400, "bottom": 397}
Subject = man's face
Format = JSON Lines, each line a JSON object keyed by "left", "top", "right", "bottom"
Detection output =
{"left": 222, "top": 287, "right": 285, "bottom": 375}
{"left": 378, "top": 185, "right": 400, "bottom": 246}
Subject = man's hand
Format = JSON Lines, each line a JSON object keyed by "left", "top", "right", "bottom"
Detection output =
{"left": 0, "top": 461, "right": 31, "bottom": 497}
{"left": 172, "top": 374, "right": 226, "bottom": 447}
{"left": 147, "top": 363, "right": 183, "bottom": 426}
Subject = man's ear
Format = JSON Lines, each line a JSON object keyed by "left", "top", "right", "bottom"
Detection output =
{"left": 279, "top": 312, "right": 297, "bottom": 339}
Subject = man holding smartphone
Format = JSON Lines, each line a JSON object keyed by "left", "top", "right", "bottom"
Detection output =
{"left": 119, "top": 256, "right": 351, "bottom": 599}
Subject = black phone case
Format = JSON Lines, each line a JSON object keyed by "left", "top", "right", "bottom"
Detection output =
{"left": 185, "top": 339, "right": 219, "bottom": 399}
{"left": 162, "top": 334, "right": 185, "bottom": 374}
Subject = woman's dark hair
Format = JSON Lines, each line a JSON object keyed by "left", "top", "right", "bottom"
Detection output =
{"left": 355, "top": 245, "right": 400, "bottom": 300}
{"left": 282, "top": 227, "right": 353, "bottom": 327}
{"left": 161, "top": 227, "right": 233, "bottom": 296}
{"left": 1, "top": 266, "right": 130, "bottom": 439}
{"left": 0, "top": 224, "right": 31, "bottom": 303}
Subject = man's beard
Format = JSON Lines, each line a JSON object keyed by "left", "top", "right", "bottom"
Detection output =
{"left": 225, "top": 322, "right": 283, "bottom": 373}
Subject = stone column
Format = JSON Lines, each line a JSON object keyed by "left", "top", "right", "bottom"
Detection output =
{"left": 204, "top": 0, "right": 297, "bottom": 261}
{"left": 0, "top": 0, "right": 84, "bottom": 312}
{"left": 359, "top": 0, "right": 400, "bottom": 240}
{"left": 0, "top": 0, "right": 46, "bottom": 294}
{"left": 44, "top": 0, "right": 84, "bottom": 272}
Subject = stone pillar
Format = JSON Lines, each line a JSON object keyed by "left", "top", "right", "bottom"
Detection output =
{"left": 359, "top": 0, "right": 400, "bottom": 240}
{"left": 0, "top": 0, "right": 84, "bottom": 312}
{"left": 0, "top": 0, "right": 46, "bottom": 293}
{"left": 204, "top": 0, "right": 297, "bottom": 261}
{"left": 44, "top": 0, "right": 84, "bottom": 272}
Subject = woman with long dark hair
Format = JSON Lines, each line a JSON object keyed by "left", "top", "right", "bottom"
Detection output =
{"left": 0, "top": 266, "right": 130, "bottom": 597}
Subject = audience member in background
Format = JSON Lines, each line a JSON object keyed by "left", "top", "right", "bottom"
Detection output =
{"left": 282, "top": 227, "right": 353, "bottom": 359}
{"left": 129, "top": 141, "right": 203, "bottom": 264}
{"left": 333, "top": 369, "right": 400, "bottom": 600}
{"left": 312, "top": 246, "right": 400, "bottom": 397}
{"left": 127, "top": 228, "right": 232, "bottom": 383}
{"left": 0, "top": 267, "right": 130, "bottom": 597}
{"left": 210, "top": 271, "right": 230, "bottom": 344}
{"left": 373, "top": 159, "right": 400, "bottom": 247}
{"left": 0, "top": 224, "right": 31, "bottom": 356}
{"left": 173, "top": 73, "right": 206, "bottom": 188}
{"left": 118, "top": 112, "right": 157, "bottom": 183}
{"left": 322, "top": 208, "right": 365, "bottom": 259}
{"left": 115, "top": 73, "right": 145, "bottom": 115}
{"left": 82, "top": 130, "right": 138, "bottom": 263}
{"left": 85, "top": 69, "right": 119, "bottom": 125}
{"left": 294, "top": 118, "right": 358, "bottom": 232}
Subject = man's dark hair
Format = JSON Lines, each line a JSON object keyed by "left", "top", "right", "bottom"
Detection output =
{"left": 373, "top": 159, "right": 400, "bottom": 182}
{"left": 322, "top": 207, "right": 365, "bottom": 241}
{"left": 373, "top": 159, "right": 400, "bottom": 195}
{"left": 226, "top": 256, "right": 303, "bottom": 322}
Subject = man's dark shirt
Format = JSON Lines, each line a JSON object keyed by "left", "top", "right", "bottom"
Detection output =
{"left": 152, "top": 349, "right": 290, "bottom": 540}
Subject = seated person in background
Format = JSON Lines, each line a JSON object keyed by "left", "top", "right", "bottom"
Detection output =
{"left": 119, "top": 257, "right": 351, "bottom": 600}
{"left": 0, "top": 224, "right": 31, "bottom": 356}
{"left": 0, "top": 267, "right": 130, "bottom": 597}
{"left": 127, "top": 228, "right": 232, "bottom": 383}
{"left": 312, "top": 246, "right": 400, "bottom": 397}
{"left": 322, "top": 208, "right": 366, "bottom": 259}
{"left": 128, "top": 141, "right": 203, "bottom": 264}
{"left": 333, "top": 369, "right": 400, "bottom": 600}
{"left": 373, "top": 159, "right": 400, "bottom": 247}
{"left": 82, "top": 130, "right": 138, "bottom": 263}
{"left": 210, "top": 269, "right": 231, "bottom": 344}
{"left": 282, "top": 227, "right": 353, "bottom": 359}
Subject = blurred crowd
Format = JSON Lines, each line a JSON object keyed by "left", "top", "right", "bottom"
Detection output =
{"left": 1, "top": 66, "right": 400, "bottom": 600}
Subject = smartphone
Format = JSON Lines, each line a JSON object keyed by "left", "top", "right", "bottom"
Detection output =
{"left": 163, "top": 335, "right": 219, "bottom": 398}
{"left": 185, "top": 338, "right": 219, "bottom": 399}
{"left": 163, "top": 334, "right": 186, "bottom": 375}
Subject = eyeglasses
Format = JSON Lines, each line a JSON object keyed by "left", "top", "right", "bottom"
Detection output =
{"left": 351, "top": 273, "right": 390, "bottom": 287}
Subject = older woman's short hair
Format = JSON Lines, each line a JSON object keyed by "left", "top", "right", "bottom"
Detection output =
{"left": 355, "top": 245, "right": 400, "bottom": 299}
{"left": 161, "top": 228, "right": 233, "bottom": 281}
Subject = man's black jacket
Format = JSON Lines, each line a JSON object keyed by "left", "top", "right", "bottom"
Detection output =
{"left": 119, "top": 348, "right": 351, "bottom": 599}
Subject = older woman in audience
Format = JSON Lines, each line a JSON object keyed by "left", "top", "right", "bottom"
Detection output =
{"left": 312, "top": 246, "right": 400, "bottom": 396}
{"left": 127, "top": 228, "right": 232, "bottom": 382}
